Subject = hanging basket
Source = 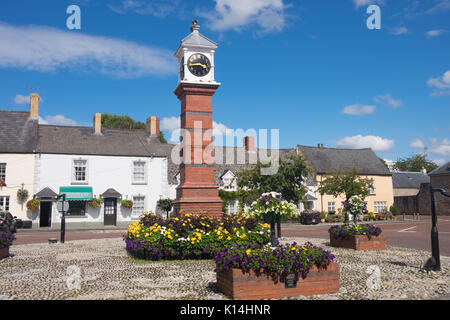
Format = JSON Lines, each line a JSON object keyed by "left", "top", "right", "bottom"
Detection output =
{"left": 121, "top": 199, "right": 133, "bottom": 209}
{"left": 88, "top": 198, "right": 103, "bottom": 209}
{"left": 26, "top": 198, "right": 40, "bottom": 211}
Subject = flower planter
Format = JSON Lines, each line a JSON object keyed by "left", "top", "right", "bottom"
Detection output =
{"left": 330, "top": 234, "right": 386, "bottom": 251}
{"left": 301, "top": 217, "right": 318, "bottom": 225}
{"left": 216, "top": 262, "right": 340, "bottom": 300}
{"left": 0, "top": 246, "right": 9, "bottom": 259}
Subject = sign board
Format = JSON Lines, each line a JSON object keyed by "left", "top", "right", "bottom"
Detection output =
{"left": 57, "top": 199, "right": 69, "bottom": 213}
{"left": 284, "top": 275, "right": 298, "bottom": 289}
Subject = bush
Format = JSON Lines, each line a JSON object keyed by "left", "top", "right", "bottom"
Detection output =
{"left": 328, "top": 224, "right": 382, "bottom": 240}
{"left": 213, "top": 241, "right": 335, "bottom": 282}
{"left": 124, "top": 212, "right": 271, "bottom": 260}
{"left": 390, "top": 205, "right": 400, "bottom": 216}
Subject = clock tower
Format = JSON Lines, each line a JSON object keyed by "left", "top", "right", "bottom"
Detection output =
{"left": 173, "top": 20, "right": 223, "bottom": 218}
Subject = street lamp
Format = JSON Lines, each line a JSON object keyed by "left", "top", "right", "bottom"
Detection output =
{"left": 55, "top": 193, "right": 67, "bottom": 243}
{"left": 423, "top": 187, "right": 450, "bottom": 271}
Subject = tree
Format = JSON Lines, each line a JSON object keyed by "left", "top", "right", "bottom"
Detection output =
{"left": 101, "top": 113, "right": 167, "bottom": 144}
{"left": 317, "top": 168, "right": 374, "bottom": 202}
{"left": 393, "top": 154, "right": 438, "bottom": 173}
{"left": 236, "top": 154, "right": 310, "bottom": 205}
{"left": 157, "top": 198, "right": 173, "bottom": 219}
{"left": 378, "top": 157, "right": 389, "bottom": 170}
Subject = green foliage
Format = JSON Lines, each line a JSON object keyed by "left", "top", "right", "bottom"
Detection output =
{"left": 378, "top": 157, "right": 389, "bottom": 169}
{"left": 16, "top": 189, "right": 29, "bottom": 203}
{"left": 101, "top": 113, "right": 146, "bottom": 130}
{"left": 393, "top": 153, "right": 438, "bottom": 173}
{"left": 318, "top": 168, "right": 374, "bottom": 202}
{"left": 157, "top": 198, "right": 173, "bottom": 218}
{"left": 389, "top": 205, "right": 400, "bottom": 216}
{"left": 236, "top": 155, "right": 310, "bottom": 204}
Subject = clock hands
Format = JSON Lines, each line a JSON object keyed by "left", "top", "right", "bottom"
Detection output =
{"left": 190, "top": 62, "right": 207, "bottom": 69}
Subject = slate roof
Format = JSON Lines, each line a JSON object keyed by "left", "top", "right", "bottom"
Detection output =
{"left": 36, "top": 125, "right": 171, "bottom": 157}
{"left": 101, "top": 188, "right": 122, "bottom": 198}
{"left": 429, "top": 162, "right": 450, "bottom": 176}
{"left": 296, "top": 145, "right": 391, "bottom": 176}
{"left": 392, "top": 172, "right": 430, "bottom": 189}
{"left": 35, "top": 187, "right": 58, "bottom": 198}
{"left": 0, "top": 111, "right": 38, "bottom": 153}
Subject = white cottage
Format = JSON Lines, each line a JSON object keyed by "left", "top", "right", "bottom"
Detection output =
{"left": 33, "top": 113, "right": 171, "bottom": 228}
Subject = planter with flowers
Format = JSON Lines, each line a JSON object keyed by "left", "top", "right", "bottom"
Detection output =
{"left": 328, "top": 224, "right": 385, "bottom": 250}
{"left": 88, "top": 197, "right": 103, "bottom": 209}
{"left": 26, "top": 198, "right": 40, "bottom": 211}
{"left": 247, "top": 192, "right": 298, "bottom": 246}
{"left": 300, "top": 210, "right": 320, "bottom": 225}
{"left": 0, "top": 229, "right": 15, "bottom": 259}
{"left": 215, "top": 241, "right": 339, "bottom": 300}
{"left": 121, "top": 199, "right": 133, "bottom": 210}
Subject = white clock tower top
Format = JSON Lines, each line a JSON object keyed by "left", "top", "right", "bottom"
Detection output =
{"left": 175, "top": 20, "right": 219, "bottom": 85}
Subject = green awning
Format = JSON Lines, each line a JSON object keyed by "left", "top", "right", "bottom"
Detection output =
{"left": 59, "top": 186, "right": 93, "bottom": 200}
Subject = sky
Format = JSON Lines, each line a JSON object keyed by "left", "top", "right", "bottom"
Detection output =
{"left": 0, "top": 0, "right": 449, "bottom": 166}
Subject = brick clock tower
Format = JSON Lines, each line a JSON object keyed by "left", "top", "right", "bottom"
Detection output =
{"left": 173, "top": 20, "right": 223, "bottom": 218}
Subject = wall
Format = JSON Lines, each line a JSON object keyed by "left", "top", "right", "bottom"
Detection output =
{"left": 34, "top": 153, "right": 169, "bottom": 228}
{"left": 316, "top": 175, "right": 394, "bottom": 213}
{"left": 394, "top": 188, "right": 420, "bottom": 197}
{"left": 0, "top": 153, "right": 35, "bottom": 219}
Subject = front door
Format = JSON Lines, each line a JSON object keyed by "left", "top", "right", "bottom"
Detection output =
{"left": 104, "top": 198, "right": 117, "bottom": 226}
{"left": 39, "top": 201, "right": 52, "bottom": 228}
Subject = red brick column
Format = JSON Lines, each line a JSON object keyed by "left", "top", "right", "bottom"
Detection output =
{"left": 173, "top": 83, "right": 223, "bottom": 218}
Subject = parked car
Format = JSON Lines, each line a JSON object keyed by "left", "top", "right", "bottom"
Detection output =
{"left": 0, "top": 210, "right": 18, "bottom": 233}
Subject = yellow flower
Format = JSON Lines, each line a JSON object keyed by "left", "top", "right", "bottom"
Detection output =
{"left": 246, "top": 249, "right": 252, "bottom": 255}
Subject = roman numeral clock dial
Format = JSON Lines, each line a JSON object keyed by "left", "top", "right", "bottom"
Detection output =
{"left": 187, "top": 53, "right": 211, "bottom": 77}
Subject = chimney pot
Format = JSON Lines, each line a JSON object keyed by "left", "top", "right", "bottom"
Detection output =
{"left": 30, "top": 93, "right": 39, "bottom": 118}
{"left": 93, "top": 113, "right": 102, "bottom": 134}
{"left": 146, "top": 116, "right": 160, "bottom": 137}
{"left": 321, "top": 144, "right": 324, "bottom": 148}
{"left": 244, "top": 136, "right": 255, "bottom": 152}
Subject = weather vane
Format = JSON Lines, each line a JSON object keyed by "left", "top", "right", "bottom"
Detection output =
{"left": 24, "top": 85, "right": 41, "bottom": 94}
{"left": 190, "top": 19, "right": 200, "bottom": 32}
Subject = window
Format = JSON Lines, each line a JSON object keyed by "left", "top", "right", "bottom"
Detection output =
{"left": 132, "top": 196, "right": 145, "bottom": 217}
{"left": 374, "top": 201, "right": 387, "bottom": 213}
{"left": 328, "top": 202, "right": 336, "bottom": 212}
{"left": 67, "top": 200, "right": 86, "bottom": 216}
{"left": 132, "top": 161, "right": 146, "bottom": 184}
{"left": 73, "top": 160, "right": 87, "bottom": 183}
{"left": 0, "top": 163, "right": 6, "bottom": 183}
{"left": 0, "top": 196, "right": 10, "bottom": 211}
{"left": 227, "top": 200, "right": 238, "bottom": 215}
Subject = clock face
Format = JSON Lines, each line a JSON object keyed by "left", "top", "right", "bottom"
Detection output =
{"left": 187, "top": 53, "right": 211, "bottom": 77}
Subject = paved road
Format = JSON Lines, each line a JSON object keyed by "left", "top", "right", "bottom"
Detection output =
{"left": 281, "top": 218, "right": 450, "bottom": 256}
{"left": 12, "top": 218, "right": 450, "bottom": 256}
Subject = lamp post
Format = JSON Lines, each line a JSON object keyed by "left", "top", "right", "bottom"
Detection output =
{"left": 424, "top": 187, "right": 450, "bottom": 271}
{"left": 56, "top": 193, "right": 67, "bottom": 243}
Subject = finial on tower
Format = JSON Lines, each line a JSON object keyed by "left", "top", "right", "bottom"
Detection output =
{"left": 190, "top": 19, "right": 200, "bottom": 32}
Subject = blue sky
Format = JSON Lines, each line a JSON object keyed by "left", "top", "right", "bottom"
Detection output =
{"left": 0, "top": 0, "right": 449, "bottom": 165}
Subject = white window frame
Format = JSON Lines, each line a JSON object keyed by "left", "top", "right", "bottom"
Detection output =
{"left": 0, "top": 163, "right": 6, "bottom": 183}
{"left": 374, "top": 201, "right": 387, "bottom": 213}
{"left": 132, "top": 195, "right": 146, "bottom": 217}
{"left": 0, "top": 196, "right": 10, "bottom": 211}
{"left": 227, "top": 200, "right": 238, "bottom": 215}
{"left": 132, "top": 160, "right": 147, "bottom": 185}
{"left": 328, "top": 202, "right": 336, "bottom": 212}
{"left": 71, "top": 159, "right": 88, "bottom": 185}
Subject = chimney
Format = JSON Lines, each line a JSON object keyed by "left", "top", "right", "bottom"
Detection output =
{"left": 317, "top": 143, "right": 320, "bottom": 148}
{"left": 146, "top": 116, "right": 160, "bottom": 137}
{"left": 244, "top": 136, "right": 255, "bottom": 152}
{"left": 30, "top": 93, "right": 39, "bottom": 118}
{"left": 321, "top": 144, "right": 324, "bottom": 148}
{"left": 93, "top": 113, "right": 102, "bottom": 135}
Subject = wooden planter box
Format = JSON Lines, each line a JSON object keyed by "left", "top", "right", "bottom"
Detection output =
{"left": 0, "top": 246, "right": 9, "bottom": 259}
{"left": 330, "top": 233, "right": 386, "bottom": 251}
{"left": 216, "top": 262, "right": 340, "bottom": 300}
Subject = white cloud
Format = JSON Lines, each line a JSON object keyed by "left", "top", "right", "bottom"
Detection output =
{"left": 39, "top": 115, "right": 78, "bottom": 126}
{"left": 341, "top": 104, "right": 376, "bottom": 115}
{"left": 433, "top": 158, "right": 447, "bottom": 166}
{"left": 204, "top": 0, "right": 289, "bottom": 34}
{"left": 13, "top": 94, "right": 43, "bottom": 105}
{"left": 390, "top": 27, "right": 408, "bottom": 35}
{"left": 426, "top": 29, "right": 447, "bottom": 37}
{"left": 336, "top": 135, "right": 395, "bottom": 152}
{"left": 410, "top": 138, "right": 426, "bottom": 149}
{"left": 0, "top": 22, "right": 176, "bottom": 78}
{"left": 352, "top": 0, "right": 384, "bottom": 8}
{"left": 374, "top": 93, "right": 403, "bottom": 109}
{"left": 160, "top": 116, "right": 232, "bottom": 143}
{"left": 428, "top": 70, "right": 450, "bottom": 97}
{"left": 429, "top": 138, "right": 450, "bottom": 157}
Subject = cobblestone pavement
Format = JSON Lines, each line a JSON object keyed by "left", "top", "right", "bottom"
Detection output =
{"left": 0, "top": 237, "right": 448, "bottom": 300}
